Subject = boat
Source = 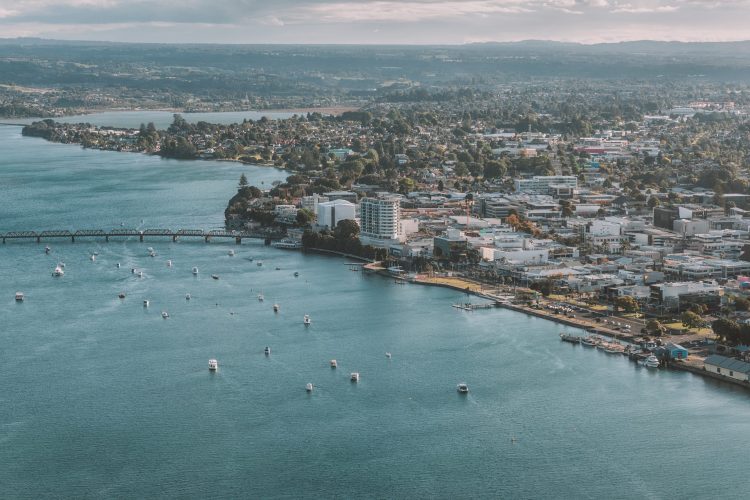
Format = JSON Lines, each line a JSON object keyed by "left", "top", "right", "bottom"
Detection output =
{"left": 264, "top": 346, "right": 271, "bottom": 356}
{"left": 185, "top": 293, "right": 191, "bottom": 300}
{"left": 137, "top": 271, "right": 143, "bottom": 278}
{"left": 273, "top": 303, "right": 279, "bottom": 313}
{"left": 161, "top": 311, "right": 169, "bottom": 319}
{"left": 131, "top": 268, "right": 136, "bottom": 274}
{"left": 303, "top": 314, "right": 311, "bottom": 325}
{"left": 257, "top": 292, "right": 264, "bottom": 302}
{"left": 580, "top": 336, "right": 598, "bottom": 347}
{"left": 641, "top": 355, "right": 660, "bottom": 369}
{"left": 604, "top": 345, "right": 621, "bottom": 354}
{"left": 167, "top": 260, "right": 172, "bottom": 267}
{"left": 306, "top": 383, "right": 314, "bottom": 392}
{"left": 90, "top": 254, "right": 96, "bottom": 261}
{"left": 294, "top": 272, "right": 299, "bottom": 277}
{"left": 275, "top": 267, "right": 281, "bottom": 271}
{"left": 385, "top": 352, "right": 392, "bottom": 359}
{"left": 228, "top": 249, "right": 235, "bottom": 257}
{"left": 44, "top": 246, "right": 50, "bottom": 254}
{"left": 559, "top": 333, "right": 581, "bottom": 344}
{"left": 272, "top": 238, "right": 303, "bottom": 250}
{"left": 52, "top": 265, "right": 64, "bottom": 277}
{"left": 330, "top": 359, "right": 337, "bottom": 369}
{"left": 208, "top": 359, "right": 218, "bottom": 371}
{"left": 257, "top": 261, "right": 263, "bottom": 267}
{"left": 15, "top": 292, "right": 24, "bottom": 302}
{"left": 457, "top": 383, "right": 469, "bottom": 394}
{"left": 116, "top": 262, "right": 121, "bottom": 268}
{"left": 59, "top": 262, "right": 65, "bottom": 268}
{"left": 118, "top": 292, "right": 126, "bottom": 299}
{"left": 143, "top": 300, "right": 149, "bottom": 307}
{"left": 350, "top": 372, "right": 360, "bottom": 382}
{"left": 149, "top": 250, "right": 156, "bottom": 257}
{"left": 211, "top": 274, "right": 219, "bottom": 280}
{"left": 192, "top": 267, "right": 199, "bottom": 275}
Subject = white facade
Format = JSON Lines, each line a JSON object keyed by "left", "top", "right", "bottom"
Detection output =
{"left": 316, "top": 199, "right": 356, "bottom": 229}
{"left": 514, "top": 176, "right": 577, "bottom": 195}
{"left": 359, "top": 196, "right": 401, "bottom": 247}
{"left": 301, "top": 194, "right": 329, "bottom": 214}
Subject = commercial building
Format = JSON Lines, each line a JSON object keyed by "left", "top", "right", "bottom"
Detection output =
{"left": 514, "top": 176, "right": 577, "bottom": 196}
{"left": 359, "top": 196, "right": 401, "bottom": 247}
{"left": 316, "top": 199, "right": 356, "bottom": 230}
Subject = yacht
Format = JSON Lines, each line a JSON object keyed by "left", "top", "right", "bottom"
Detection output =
{"left": 137, "top": 271, "right": 144, "bottom": 278}
{"left": 303, "top": 314, "right": 311, "bottom": 326}
{"left": 208, "top": 359, "right": 218, "bottom": 371}
{"left": 273, "top": 303, "right": 279, "bottom": 313}
{"left": 257, "top": 292, "right": 264, "bottom": 302}
{"left": 15, "top": 292, "right": 24, "bottom": 302}
{"left": 161, "top": 311, "right": 169, "bottom": 319}
{"left": 192, "top": 267, "right": 199, "bottom": 275}
{"left": 132, "top": 268, "right": 136, "bottom": 274}
{"left": 275, "top": 267, "right": 281, "bottom": 271}
{"left": 264, "top": 346, "right": 271, "bottom": 356}
{"left": 90, "top": 254, "right": 96, "bottom": 262}
{"left": 580, "top": 336, "right": 598, "bottom": 347}
{"left": 228, "top": 249, "right": 235, "bottom": 257}
{"left": 143, "top": 300, "right": 149, "bottom": 308}
{"left": 44, "top": 246, "right": 50, "bottom": 254}
{"left": 116, "top": 262, "right": 121, "bottom": 268}
{"left": 167, "top": 260, "right": 172, "bottom": 267}
{"left": 149, "top": 250, "right": 156, "bottom": 257}
{"left": 385, "top": 352, "right": 392, "bottom": 359}
{"left": 211, "top": 274, "right": 219, "bottom": 280}
{"left": 306, "top": 383, "right": 314, "bottom": 392}
{"left": 641, "top": 355, "right": 660, "bottom": 369}
{"left": 350, "top": 372, "right": 360, "bottom": 382}
{"left": 294, "top": 272, "right": 299, "bottom": 277}
{"left": 330, "top": 359, "right": 337, "bottom": 369}
{"left": 457, "top": 383, "right": 469, "bottom": 394}
{"left": 52, "top": 265, "right": 64, "bottom": 277}
{"left": 185, "top": 293, "right": 191, "bottom": 300}
{"left": 256, "top": 261, "right": 263, "bottom": 267}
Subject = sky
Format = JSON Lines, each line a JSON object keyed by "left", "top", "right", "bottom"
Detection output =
{"left": 0, "top": 0, "right": 749, "bottom": 44}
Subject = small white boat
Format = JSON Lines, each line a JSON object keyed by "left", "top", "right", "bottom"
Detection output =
{"left": 90, "top": 254, "right": 96, "bottom": 262}
{"left": 208, "top": 359, "right": 218, "bottom": 371}
{"left": 116, "top": 262, "right": 121, "bottom": 268}
{"left": 303, "top": 314, "right": 311, "bottom": 326}
{"left": 211, "top": 274, "right": 219, "bottom": 280}
{"left": 167, "top": 260, "right": 172, "bottom": 267}
{"left": 52, "top": 265, "right": 64, "bottom": 277}
{"left": 306, "top": 383, "right": 314, "bottom": 392}
{"left": 457, "top": 383, "right": 469, "bottom": 394}
{"left": 264, "top": 346, "right": 271, "bottom": 356}
{"left": 228, "top": 250, "right": 235, "bottom": 257}
{"left": 131, "top": 268, "right": 136, "bottom": 274}
{"left": 185, "top": 293, "right": 191, "bottom": 300}
{"left": 192, "top": 267, "right": 199, "bottom": 275}
{"left": 330, "top": 359, "right": 337, "bottom": 369}
{"left": 137, "top": 271, "right": 143, "bottom": 278}
{"left": 385, "top": 352, "right": 392, "bottom": 359}
{"left": 273, "top": 303, "right": 279, "bottom": 313}
{"left": 257, "top": 261, "right": 263, "bottom": 267}
{"left": 149, "top": 250, "right": 156, "bottom": 257}
{"left": 161, "top": 311, "right": 169, "bottom": 319}
{"left": 143, "top": 300, "right": 149, "bottom": 308}
{"left": 15, "top": 292, "right": 24, "bottom": 302}
{"left": 641, "top": 355, "right": 660, "bottom": 369}
{"left": 44, "top": 246, "right": 50, "bottom": 254}
{"left": 257, "top": 292, "right": 264, "bottom": 302}
{"left": 351, "top": 372, "right": 360, "bottom": 382}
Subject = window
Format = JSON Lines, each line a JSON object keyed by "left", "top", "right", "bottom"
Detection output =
{"left": 730, "top": 371, "right": 734, "bottom": 376}
{"left": 717, "top": 367, "right": 721, "bottom": 373}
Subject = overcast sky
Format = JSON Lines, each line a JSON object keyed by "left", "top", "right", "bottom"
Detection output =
{"left": 0, "top": 0, "right": 748, "bottom": 44}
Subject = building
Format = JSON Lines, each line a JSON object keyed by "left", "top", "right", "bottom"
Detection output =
{"left": 359, "top": 196, "right": 401, "bottom": 247}
{"left": 324, "top": 191, "right": 358, "bottom": 203}
{"left": 514, "top": 176, "right": 577, "bottom": 196}
{"left": 301, "top": 194, "right": 329, "bottom": 214}
{"left": 316, "top": 199, "right": 356, "bottom": 230}
{"left": 703, "top": 355, "right": 750, "bottom": 382}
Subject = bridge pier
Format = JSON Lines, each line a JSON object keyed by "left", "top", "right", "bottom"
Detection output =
{"left": 71, "top": 236, "right": 75, "bottom": 243}
{"left": 205, "top": 236, "right": 211, "bottom": 243}
{"left": 236, "top": 236, "right": 242, "bottom": 245}
{"left": 105, "top": 235, "right": 109, "bottom": 242}
{"left": 139, "top": 234, "right": 144, "bottom": 242}
{"left": 172, "top": 235, "right": 178, "bottom": 242}
{"left": 264, "top": 238, "right": 271, "bottom": 246}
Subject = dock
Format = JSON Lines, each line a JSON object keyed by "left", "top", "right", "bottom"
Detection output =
{"left": 452, "top": 302, "right": 497, "bottom": 311}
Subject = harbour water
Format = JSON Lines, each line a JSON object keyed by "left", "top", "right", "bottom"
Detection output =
{"left": 2, "top": 122, "right": 750, "bottom": 498}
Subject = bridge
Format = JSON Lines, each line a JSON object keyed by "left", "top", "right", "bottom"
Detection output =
{"left": 1, "top": 228, "right": 286, "bottom": 245}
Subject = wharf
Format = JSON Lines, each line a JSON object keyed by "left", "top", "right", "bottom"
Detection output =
{"left": 452, "top": 302, "right": 496, "bottom": 311}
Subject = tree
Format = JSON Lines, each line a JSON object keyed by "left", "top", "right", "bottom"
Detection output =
{"left": 334, "top": 219, "right": 360, "bottom": 240}
{"left": 437, "top": 180, "right": 444, "bottom": 191}
{"left": 296, "top": 208, "right": 314, "bottom": 226}
{"left": 735, "top": 296, "right": 750, "bottom": 311}
{"left": 239, "top": 173, "right": 248, "bottom": 188}
{"left": 681, "top": 311, "right": 702, "bottom": 329}
{"left": 615, "top": 296, "right": 639, "bottom": 313}
{"left": 647, "top": 196, "right": 660, "bottom": 209}
{"left": 646, "top": 319, "right": 666, "bottom": 336}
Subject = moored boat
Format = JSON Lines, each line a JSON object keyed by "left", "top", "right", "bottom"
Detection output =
{"left": 580, "top": 336, "right": 597, "bottom": 347}
{"left": 457, "top": 383, "right": 469, "bottom": 394}
{"left": 330, "top": 359, "right": 337, "bottom": 368}
{"left": 211, "top": 274, "right": 219, "bottom": 280}
{"left": 560, "top": 333, "right": 581, "bottom": 344}
{"left": 273, "top": 303, "right": 279, "bottom": 313}
{"left": 208, "top": 359, "right": 218, "bottom": 371}
{"left": 306, "top": 383, "right": 314, "bottom": 392}
{"left": 15, "top": 292, "right": 24, "bottom": 302}
{"left": 161, "top": 311, "right": 169, "bottom": 319}
{"left": 52, "top": 265, "right": 64, "bottom": 277}
{"left": 303, "top": 314, "right": 311, "bottom": 325}
{"left": 192, "top": 267, "right": 199, "bottom": 275}
{"left": 264, "top": 346, "right": 271, "bottom": 356}
{"left": 143, "top": 299, "right": 149, "bottom": 307}
{"left": 641, "top": 355, "right": 660, "bottom": 369}
{"left": 350, "top": 372, "right": 360, "bottom": 382}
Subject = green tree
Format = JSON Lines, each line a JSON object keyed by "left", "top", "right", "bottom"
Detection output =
{"left": 615, "top": 296, "right": 639, "bottom": 313}
{"left": 334, "top": 219, "right": 360, "bottom": 240}
{"left": 239, "top": 173, "right": 248, "bottom": 188}
{"left": 646, "top": 319, "right": 666, "bottom": 336}
{"left": 681, "top": 311, "right": 702, "bottom": 329}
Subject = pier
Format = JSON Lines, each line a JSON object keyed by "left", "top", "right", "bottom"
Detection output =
{"left": 0, "top": 228, "right": 285, "bottom": 245}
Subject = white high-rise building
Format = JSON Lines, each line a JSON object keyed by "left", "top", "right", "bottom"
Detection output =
{"left": 359, "top": 196, "right": 401, "bottom": 247}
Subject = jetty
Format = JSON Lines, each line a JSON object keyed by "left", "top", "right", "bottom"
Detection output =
{"left": 452, "top": 302, "right": 497, "bottom": 311}
{"left": 0, "top": 228, "right": 285, "bottom": 245}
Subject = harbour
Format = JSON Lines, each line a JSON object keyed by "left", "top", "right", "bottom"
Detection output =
{"left": 3, "top": 123, "right": 750, "bottom": 498}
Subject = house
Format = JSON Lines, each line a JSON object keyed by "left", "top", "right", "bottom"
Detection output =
{"left": 703, "top": 355, "right": 750, "bottom": 382}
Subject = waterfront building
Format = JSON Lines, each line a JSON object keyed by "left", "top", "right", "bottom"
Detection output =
{"left": 703, "top": 355, "right": 750, "bottom": 382}
{"left": 316, "top": 199, "right": 356, "bottom": 230}
{"left": 324, "top": 191, "right": 358, "bottom": 203}
{"left": 359, "top": 196, "right": 401, "bottom": 248}
{"left": 301, "top": 194, "right": 329, "bottom": 214}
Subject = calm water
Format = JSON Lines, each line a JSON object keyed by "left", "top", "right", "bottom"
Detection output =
{"left": 0, "top": 110, "right": 297, "bottom": 129}
{"left": 2, "top": 125, "right": 750, "bottom": 499}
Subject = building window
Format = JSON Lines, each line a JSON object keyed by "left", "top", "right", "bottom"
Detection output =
{"left": 717, "top": 368, "right": 721, "bottom": 373}
{"left": 730, "top": 371, "right": 734, "bottom": 376}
